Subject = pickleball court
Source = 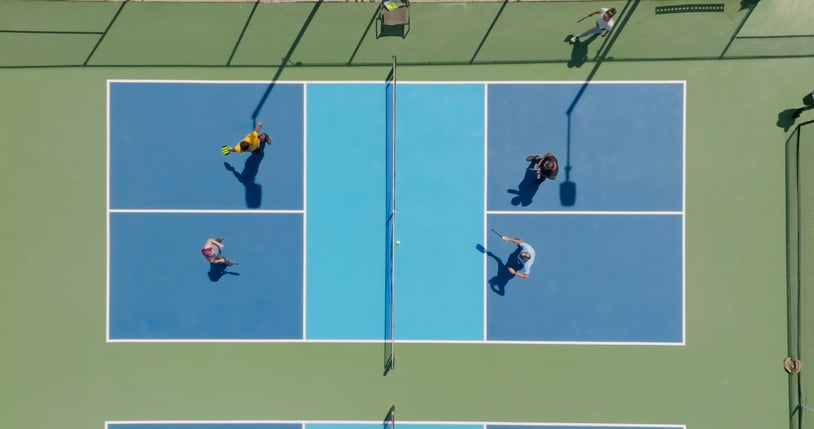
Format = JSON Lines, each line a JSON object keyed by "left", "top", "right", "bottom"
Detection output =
{"left": 107, "top": 79, "right": 684, "bottom": 345}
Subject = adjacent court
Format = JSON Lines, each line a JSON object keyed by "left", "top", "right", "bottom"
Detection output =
{"left": 107, "top": 80, "right": 684, "bottom": 344}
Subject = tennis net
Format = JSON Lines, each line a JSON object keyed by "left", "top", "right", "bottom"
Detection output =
{"left": 384, "top": 55, "right": 397, "bottom": 373}
{"left": 787, "top": 120, "right": 814, "bottom": 429}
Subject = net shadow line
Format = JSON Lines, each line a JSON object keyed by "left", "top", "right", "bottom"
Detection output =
{"left": 0, "top": 30, "right": 104, "bottom": 35}
{"left": 588, "top": 0, "right": 637, "bottom": 65}
{"left": 561, "top": 0, "right": 639, "bottom": 206}
{"left": 250, "top": 0, "right": 324, "bottom": 122}
{"left": 226, "top": 0, "right": 261, "bottom": 66}
{"left": 719, "top": 0, "right": 759, "bottom": 58}
{"left": 469, "top": 0, "right": 509, "bottom": 64}
{"left": 736, "top": 34, "right": 814, "bottom": 39}
{"left": 566, "top": 0, "right": 639, "bottom": 117}
{"left": 347, "top": 5, "right": 382, "bottom": 65}
{"left": 7, "top": 52, "right": 814, "bottom": 70}
{"left": 565, "top": 0, "right": 638, "bottom": 116}
{"left": 83, "top": 0, "right": 128, "bottom": 66}
{"left": 606, "top": 53, "right": 814, "bottom": 61}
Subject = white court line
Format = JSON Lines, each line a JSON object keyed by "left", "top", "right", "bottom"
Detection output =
{"left": 109, "top": 209, "right": 304, "bottom": 214}
{"left": 486, "top": 210, "right": 683, "bottom": 215}
{"left": 681, "top": 81, "right": 687, "bottom": 344}
{"left": 302, "top": 83, "right": 309, "bottom": 341}
{"left": 482, "top": 83, "right": 489, "bottom": 342}
{"left": 106, "top": 420, "right": 685, "bottom": 428}
{"left": 106, "top": 338, "right": 684, "bottom": 346}
{"left": 108, "top": 79, "right": 687, "bottom": 85}
{"left": 105, "top": 80, "right": 112, "bottom": 342}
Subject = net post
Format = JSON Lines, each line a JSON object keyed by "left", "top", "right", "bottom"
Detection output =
{"left": 383, "top": 405, "right": 396, "bottom": 429}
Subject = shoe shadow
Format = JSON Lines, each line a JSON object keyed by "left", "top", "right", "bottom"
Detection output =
{"left": 476, "top": 244, "right": 520, "bottom": 296}
{"left": 208, "top": 263, "right": 240, "bottom": 282}
{"left": 224, "top": 148, "right": 265, "bottom": 209}
{"left": 565, "top": 34, "right": 599, "bottom": 68}
{"left": 507, "top": 164, "right": 541, "bottom": 206}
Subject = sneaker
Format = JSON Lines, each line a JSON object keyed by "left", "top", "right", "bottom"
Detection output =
{"left": 570, "top": 36, "right": 578, "bottom": 44}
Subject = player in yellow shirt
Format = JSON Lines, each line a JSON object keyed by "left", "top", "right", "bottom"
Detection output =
{"left": 222, "top": 121, "right": 271, "bottom": 155}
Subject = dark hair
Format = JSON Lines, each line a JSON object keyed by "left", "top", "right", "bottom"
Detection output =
{"left": 240, "top": 141, "right": 250, "bottom": 151}
{"left": 608, "top": 8, "right": 616, "bottom": 16}
{"left": 260, "top": 133, "right": 270, "bottom": 142}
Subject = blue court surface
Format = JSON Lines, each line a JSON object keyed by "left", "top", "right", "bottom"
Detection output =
{"left": 107, "top": 80, "right": 684, "bottom": 344}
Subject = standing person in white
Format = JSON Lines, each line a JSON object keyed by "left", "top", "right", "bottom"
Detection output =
{"left": 570, "top": 7, "right": 616, "bottom": 44}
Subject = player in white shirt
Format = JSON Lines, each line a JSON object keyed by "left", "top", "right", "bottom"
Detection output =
{"left": 570, "top": 7, "right": 616, "bottom": 44}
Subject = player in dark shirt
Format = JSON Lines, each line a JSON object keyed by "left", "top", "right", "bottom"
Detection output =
{"left": 526, "top": 152, "right": 559, "bottom": 184}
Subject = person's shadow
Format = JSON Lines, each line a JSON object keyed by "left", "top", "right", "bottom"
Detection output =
{"left": 507, "top": 161, "right": 542, "bottom": 206}
{"left": 564, "top": 34, "right": 599, "bottom": 68}
{"left": 208, "top": 263, "right": 240, "bottom": 282}
{"left": 224, "top": 148, "right": 265, "bottom": 208}
{"left": 476, "top": 244, "right": 521, "bottom": 296}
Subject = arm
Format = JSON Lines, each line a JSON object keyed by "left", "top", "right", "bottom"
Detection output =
{"left": 502, "top": 236, "right": 522, "bottom": 246}
{"left": 205, "top": 239, "right": 224, "bottom": 249}
{"left": 506, "top": 267, "right": 529, "bottom": 279}
{"left": 254, "top": 120, "right": 264, "bottom": 134}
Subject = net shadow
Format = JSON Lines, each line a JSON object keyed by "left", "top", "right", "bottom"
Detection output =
{"left": 83, "top": 0, "right": 127, "bottom": 66}
{"left": 348, "top": 5, "right": 383, "bottom": 65}
{"left": 559, "top": 0, "right": 640, "bottom": 207}
{"left": 469, "top": 0, "right": 509, "bottom": 64}
{"left": 250, "top": 0, "right": 323, "bottom": 122}
{"left": 226, "top": 0, "right": 260, "bottom": 66}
